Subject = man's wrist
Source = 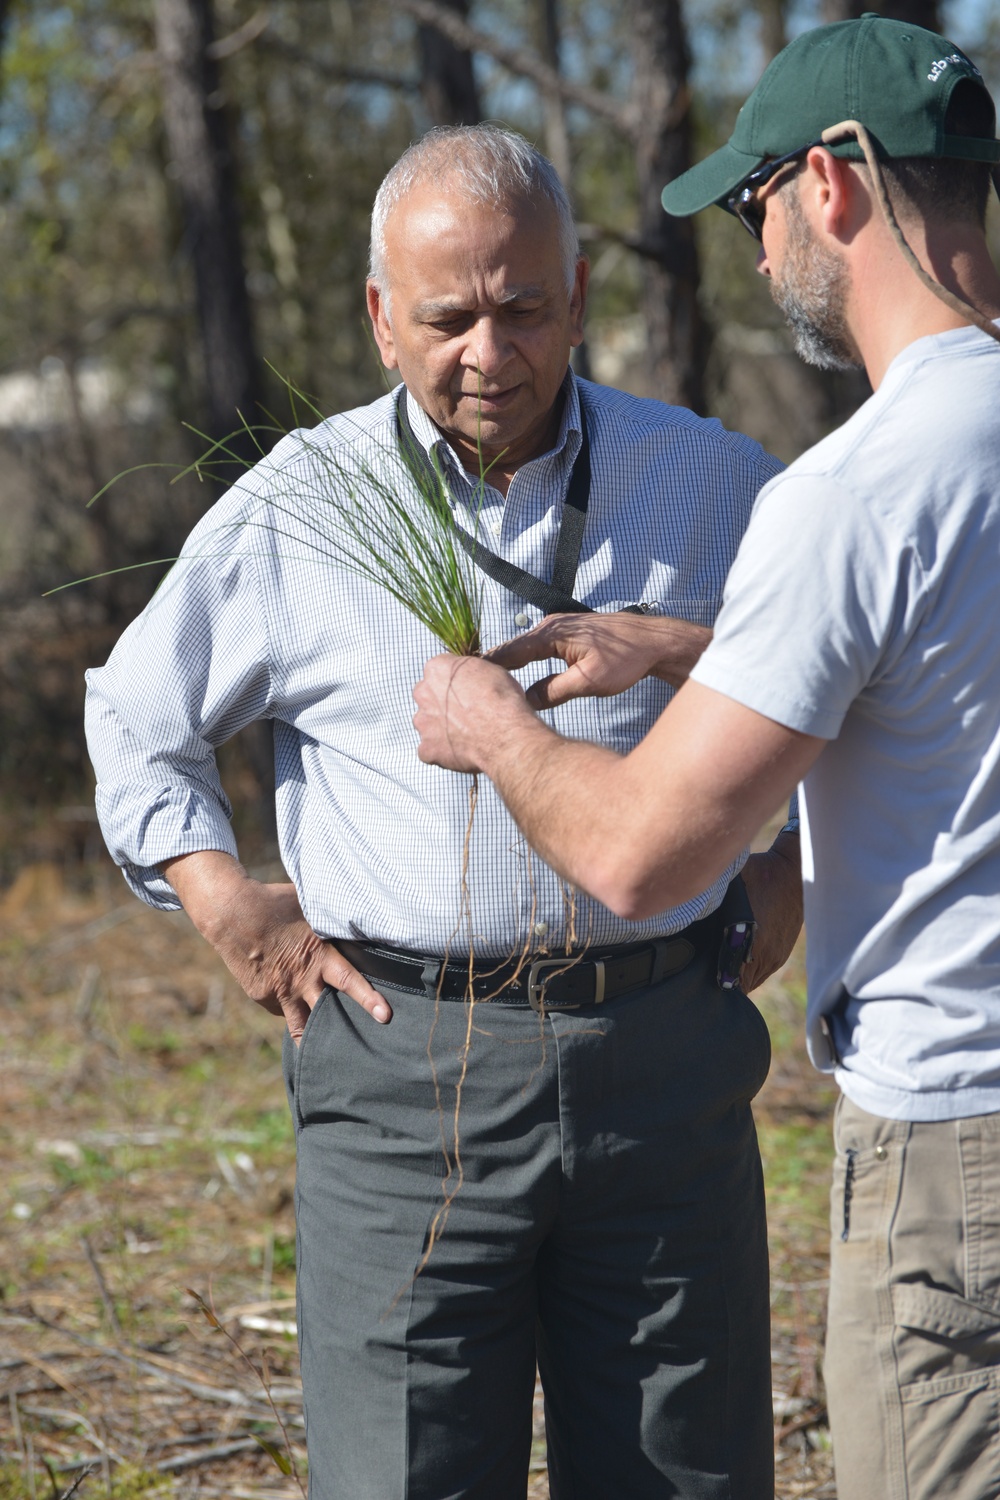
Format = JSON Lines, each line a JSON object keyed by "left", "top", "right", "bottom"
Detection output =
{"left": 161, "top": 850, "right": 253, "bottom": 945}
{"left": 476, "top": 692, "right": 558, "bottom": 784}
{"left": 649, "top": 620, "right": 713, "bottom": 687}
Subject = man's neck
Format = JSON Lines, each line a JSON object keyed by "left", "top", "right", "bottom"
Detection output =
{"left": 853, "top": 225, "right": 1000, "bottom": 388}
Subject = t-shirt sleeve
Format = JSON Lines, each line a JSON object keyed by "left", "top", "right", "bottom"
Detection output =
{"left": 691, "top": 471, "right": 920, "bottom": 740}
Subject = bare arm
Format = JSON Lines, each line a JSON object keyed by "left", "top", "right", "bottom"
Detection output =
{"left": 490, "top": 612, "right": 712, "bottom": 708}
{"left": 162, "top": 850, "right": 392, "bottom": 1042}
{"left": 412, "top": 654, "right": 823, "bottom": 921}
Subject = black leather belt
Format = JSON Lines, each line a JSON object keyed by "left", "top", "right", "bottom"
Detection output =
{"left": 334, "top": 879, "right": 753, "bottom": 1012}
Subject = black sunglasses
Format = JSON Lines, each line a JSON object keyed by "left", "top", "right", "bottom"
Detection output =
{"left": 726, "top": 138, "right": 826, "bottom": 241}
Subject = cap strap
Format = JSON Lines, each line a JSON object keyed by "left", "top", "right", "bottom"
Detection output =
{"left": 941, "top": 134, "right": 1000, "bottom": 164}
{"left": 821, "top": 119, "right": 1000, "bottom": 347}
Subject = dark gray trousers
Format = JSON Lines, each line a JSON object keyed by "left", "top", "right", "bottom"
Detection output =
{"left": 284, "top": 950, "right": 773, "bottom": 1500}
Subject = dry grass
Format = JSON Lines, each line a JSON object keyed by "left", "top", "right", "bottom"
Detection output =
{"left": 0, "top": 852, "right": 835, "bottom": 1498}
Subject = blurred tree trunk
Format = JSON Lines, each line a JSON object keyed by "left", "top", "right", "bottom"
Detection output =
{"left": 154, "top": 0, "right": 275, "bottom": 841}
{"left": 418, "top": 0, "right": 481, "bottom": 125}
{"left": 877, "top": 0, "right": 939, "bottom": 27}
{"left": 631, "top": 0, "right": 707, "bottom": 412}
{"left": 153, "top": 0, "right": 262, "bottom": 451}
{"left": 757, "top": 0, "right": 787, "bottom": 62}
{"left": 821, "top": 0, "right": 939, "bottom": 26}
{"left": 537, "top": 0, "right": 593, "bottom": 379}
{"left": 539, "top": 0, "right": 571, "bottom": 185}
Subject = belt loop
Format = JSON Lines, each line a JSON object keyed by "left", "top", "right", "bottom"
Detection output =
{"left": 649, "top": 939, "right": 673, "bottom": 986}
{"left": 421, "top": 959, "right": 443, "bottom": 999}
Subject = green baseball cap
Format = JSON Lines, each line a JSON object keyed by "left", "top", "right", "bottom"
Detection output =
{"left": 662, "top": 13, "right": 1000, "bottom": 218}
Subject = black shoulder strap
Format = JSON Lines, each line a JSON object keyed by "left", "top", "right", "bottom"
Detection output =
{"left": 395, "top": 385, "right": 607, "bottom": 617}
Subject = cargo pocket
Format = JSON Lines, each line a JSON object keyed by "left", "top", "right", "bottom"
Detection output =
{"left": 959, "top": 1113, "right": 1000, "bottom": 1314}
{"left": 894, "top": 1284, "right": 1000, "bottom": 1500}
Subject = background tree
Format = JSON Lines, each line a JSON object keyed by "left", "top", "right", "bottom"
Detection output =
{"left": 630, "top": 0, "right": 707, "bottom": 409}
{"left": 153, "top": 0, "right": 262, "bottom": 458}
{"left": 821, "top": 0, "right": 939, "bottom": 26}
{"left": 756, "top": 0, "right": 788, "bottom": 62}
{"left": 419, "top": 0, "right": 482, "bottom": 124}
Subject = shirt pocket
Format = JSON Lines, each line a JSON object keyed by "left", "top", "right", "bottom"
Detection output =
{"left": 592, "top": 595, "right": 720, "bottom": 628}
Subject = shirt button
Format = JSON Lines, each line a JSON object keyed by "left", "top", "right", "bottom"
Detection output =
{"left": 875, "top": 1145, "right": 887, "bottom": 1161}
{"left": 491, "top": 521, "right": 502, "bottom": 536}
{"left": 533, "top": 921, "right": 549, "bottom": 936}
{"left": 514, "top": 612, "right": 530, "bottom": 628}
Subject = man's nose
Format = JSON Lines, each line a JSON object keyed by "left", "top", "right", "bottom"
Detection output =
{"left": 465, "top": 316, "right": 512, "bottom": 374}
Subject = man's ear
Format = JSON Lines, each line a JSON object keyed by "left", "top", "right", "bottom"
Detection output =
{"left": 569, "top": 257, "right": 590, "bottom": 348}
{"left": 366, "top": 281, "right": 398, "bottom": 370}
{"left": 804, "top": 146, "right": 860, "bottom": 242}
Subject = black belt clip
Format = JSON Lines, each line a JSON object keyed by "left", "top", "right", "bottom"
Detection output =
{"left": 716, "top": 875, "right": 757, "bottom": 991}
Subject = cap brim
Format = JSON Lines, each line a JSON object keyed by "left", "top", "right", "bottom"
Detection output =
{"left": 661, "top": 141, "right": 767, "bottom": 216}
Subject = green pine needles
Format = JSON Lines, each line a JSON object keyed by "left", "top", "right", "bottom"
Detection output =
{"left": 59, "top": 369, "right": 493, "bottom": 661}
{"left": 190, "top": 373, "right": 489, "bottom": 658}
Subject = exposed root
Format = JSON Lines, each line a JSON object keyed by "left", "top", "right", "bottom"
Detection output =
{"left": 403, "top": 794, "right": 599, "bottom": 1297}
{"left": 406, "top": 773, "right": 479, "bottom": 1290}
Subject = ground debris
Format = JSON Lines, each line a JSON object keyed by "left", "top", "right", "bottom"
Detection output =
{"left": 1, "top": 868, "right": 836, "bottom": 1496}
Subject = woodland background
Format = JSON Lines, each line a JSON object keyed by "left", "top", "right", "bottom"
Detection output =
{"left": 0, "top": 2, "right": 998, "bottom": 1496}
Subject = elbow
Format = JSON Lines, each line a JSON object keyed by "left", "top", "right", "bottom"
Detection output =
{"left": 584, "top": 852, "right": 694, "bottom": 923}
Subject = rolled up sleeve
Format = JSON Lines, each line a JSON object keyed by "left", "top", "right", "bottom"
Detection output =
{"left": 85, "top": 526, "right": 273, "bottom": 908}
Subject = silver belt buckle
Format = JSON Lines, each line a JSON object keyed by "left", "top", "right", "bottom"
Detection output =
{"left": 527, "top": 957, "right": 606, "bottom": 1013}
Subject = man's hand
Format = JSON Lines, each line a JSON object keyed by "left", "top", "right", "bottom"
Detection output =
{"left": 162, "top": 851, "right": 392, "bottom": 1042}
{"left": 490, "top": 613, "right": 713, "bottom": 709}
{"left": 413, "top": 652, "right": 532, "bottom": 773}
{"left": 738, "top": 829, "right": 803, "bottom": 992}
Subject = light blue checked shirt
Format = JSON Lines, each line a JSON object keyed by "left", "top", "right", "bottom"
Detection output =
{"left": 85, "top": 373, "right": 781, "bottom": 958}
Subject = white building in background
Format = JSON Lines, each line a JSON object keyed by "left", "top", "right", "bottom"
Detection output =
{"left": 0, "top": 356, "right": 162, "bottom": 431}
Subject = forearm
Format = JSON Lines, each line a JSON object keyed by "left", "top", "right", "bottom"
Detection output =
{"left": 161, "top": 849, "right": 392, "bottom": 1030}
{"left": 474, "top": 708, "right": 635, "bottom": 899}
{"left": 480, "top": 722, "right": 741, "bottom": 919}
{"left": 161, "top": 849, "right": 311, "bottom": 1000}
{"left": 161, "top": 850, "right": 256, "bottom": 948}
{"left": 415, "top": 657, "right": 823, "bottom": 921}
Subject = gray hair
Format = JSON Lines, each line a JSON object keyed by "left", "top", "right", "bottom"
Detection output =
{"left": 368, "top": 124, "right": 580, "bottom": 313}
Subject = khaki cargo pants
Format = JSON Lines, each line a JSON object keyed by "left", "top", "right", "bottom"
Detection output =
{"left": 825, "top": 1095, "right": 1000, "bottom": 1500}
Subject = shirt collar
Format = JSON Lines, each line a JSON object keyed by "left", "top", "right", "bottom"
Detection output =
{"left": 402, "top": 367, "right": 582, "bottom": 489}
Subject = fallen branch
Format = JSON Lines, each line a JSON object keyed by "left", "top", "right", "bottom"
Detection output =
{"left": 156, "top": 1437, "right": 263, "bottom": 1472}
{"left": 81, "top": 1235, "right": 124, "bottom": 1340}
{"left": 57, "top": 1465, "right": 98, "bottom": 1499}
{"left": 22, "top": 1309, "right": 285, "bottom": 1410}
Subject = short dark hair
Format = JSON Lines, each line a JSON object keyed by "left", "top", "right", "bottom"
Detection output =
{"left": 877, "top": 81, "right": 995, "bottom": 229}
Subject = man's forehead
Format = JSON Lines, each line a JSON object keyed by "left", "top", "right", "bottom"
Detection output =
{"left": 383, "top": 181, "right": 557, "bottom": 252}
{"left": 377, "top": 180, "right": 569, "bottom": 312}
{"left": 410, "top": 284, "right": 550, "bottom": 316}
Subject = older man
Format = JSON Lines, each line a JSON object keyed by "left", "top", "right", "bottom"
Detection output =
{"left": 87, "top": 125, "right": 796, "bottom": 1499}
{"left": 415, "top": 23, "right": 1000, "bottom": 1500}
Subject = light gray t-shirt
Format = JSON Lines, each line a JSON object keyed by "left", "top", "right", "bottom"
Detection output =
{"left": 693, "top": 325, "right": 1000, "bottom": 1121}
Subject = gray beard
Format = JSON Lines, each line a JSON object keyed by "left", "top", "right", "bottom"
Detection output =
{"left": 770, "top": 194, "right": 861, "bottom": 373}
